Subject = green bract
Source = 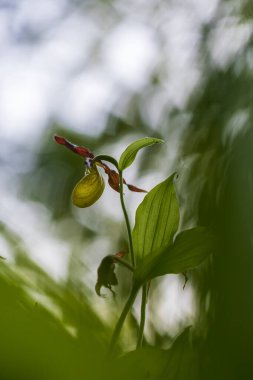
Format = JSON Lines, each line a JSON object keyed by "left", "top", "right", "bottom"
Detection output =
{"left": 119, "top": 137, "right": 164, "bottom": 171}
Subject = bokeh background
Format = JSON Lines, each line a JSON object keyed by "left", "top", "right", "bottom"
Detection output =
{"left": 0, "top": 0, "right": 253, "bottom": 379}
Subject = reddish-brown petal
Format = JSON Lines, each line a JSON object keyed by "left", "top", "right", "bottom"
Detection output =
{"left": 54, "top": 135, "right": 94, "bottom": 158}
{"left": 54, "top": 135, "right": 67, "bottom": 145}
{"left": 99, "top": 163, "right": 126, "bottom": 193}
{"left": 99, "top": 161, "right": 110, "bottom": 174}
{"left": 99, "top": 161, "right": 147, "bottom": 194}
{"left": 126, "top": 184, "right": 147, "bottom": 193}
{"left": 108, "top": 170, "right": 121, "bottom": 192}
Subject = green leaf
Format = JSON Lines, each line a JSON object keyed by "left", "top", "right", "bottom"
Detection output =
{"left": 134, "top": 227, "right": 214, "bottom": 284}
{"left": 118, "top": 137, "right": 164, "bottom": 170}
{"left": 132, "top": 173, "right": 179, "bottom": 264}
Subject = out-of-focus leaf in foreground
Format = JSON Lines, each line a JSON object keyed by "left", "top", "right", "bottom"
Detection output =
{"left": 110, "top": 327, "right": 200, "bottom": 380}
{"left": 0, "top": 261, "right": 111, "bottom": 380}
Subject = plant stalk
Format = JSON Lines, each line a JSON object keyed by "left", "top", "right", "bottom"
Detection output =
{"left": 119, "top": 170, "right": 135, "bottom": 268}
{"left": 110, "top": 286, "right": 139, "bottom": 354}
{"left": 110, "top": 169, "right": 138, "bottom": 353}
{"left": 136, "top": 283, "right": 148, "bottom": 348}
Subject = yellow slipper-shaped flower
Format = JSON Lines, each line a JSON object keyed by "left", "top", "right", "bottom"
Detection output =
{"left": 72, "top": 165, "right": 105, "bottom": 208}
{"left": 54, "top": 135, "right": 147, "bottom": 208}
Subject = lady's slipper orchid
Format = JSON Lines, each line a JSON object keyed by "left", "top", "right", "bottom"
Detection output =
{"left": 54, "top": 135, "right": 146, "bottom": 208}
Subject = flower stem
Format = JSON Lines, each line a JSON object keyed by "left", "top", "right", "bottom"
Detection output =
{"left": 136, "top": 283, "right": 148, "bottom": 348}
{"left": 119, "top": 170, "right": 135, "bottom": 268}
{"left": 109, "top": 171, "right": 138, "bottom": 354}
{"left": 110, "top": 286, "right": 139, "bottom": 354}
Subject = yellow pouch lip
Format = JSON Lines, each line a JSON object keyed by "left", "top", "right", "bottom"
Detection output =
{"left": 72, "top": 165, "right": 105, "bottom": 208}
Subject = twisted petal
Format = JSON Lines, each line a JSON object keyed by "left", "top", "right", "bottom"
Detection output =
{"left": 72, "top": 165, "right": 105, "bottom": 208}
{"left": 54, "top": 135, "right": 94, "bottom": 158}
{"left": 100, "top": 162, "right": 147, "bottom": 193}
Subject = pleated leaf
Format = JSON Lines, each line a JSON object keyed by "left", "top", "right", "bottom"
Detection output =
{"left": 134, "top": 227, "right": 214, "bottom": 284}
{"left": 132, "top": 173, "right": 179, "bottom": 264}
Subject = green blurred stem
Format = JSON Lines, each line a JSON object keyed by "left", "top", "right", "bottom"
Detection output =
{"left": 110, "top": 286, "right": 139, "bottom": 353}
{"left": 136, "top": 283, "right": 148, "bottom": 348}
{"left": 119, "top": 170, "right": 135, "bottom": 268}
